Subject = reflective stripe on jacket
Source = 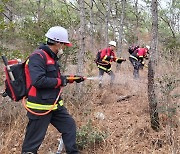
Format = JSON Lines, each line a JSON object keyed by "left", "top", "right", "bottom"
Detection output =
{"left": 129, "top": 55, "right": 138, "bottom": 61}
{"left": 26, "top": 100, "right": 63, "bottom": 110}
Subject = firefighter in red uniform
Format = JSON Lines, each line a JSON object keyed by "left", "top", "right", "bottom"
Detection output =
{"left": 128, "top": 44, "right": 139, "bottom": 55}
{"left": 129, "top": 45, "right": 150, "bottom": 78}
{"left": 97, "top": 41, "right": 126, "bottom": 88}
{"left": 22, "top": 26, "right": 84, "bottom": 154}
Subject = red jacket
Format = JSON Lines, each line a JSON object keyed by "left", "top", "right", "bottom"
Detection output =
{"left": 131, "top": 47, "right": 148, "bottom": 60}
{"left": 100, "top": 47, "right": 116, "bottom": 62}
{"left": 137, "top": 48, "right": 148, "bottom": 58}
{"left": 97, "top": 47, "right": 117, "bottom": 72}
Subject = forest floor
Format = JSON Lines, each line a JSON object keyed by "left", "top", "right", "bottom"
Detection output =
{"left": 0, "top": 62, "right": 179, "bottom": 154}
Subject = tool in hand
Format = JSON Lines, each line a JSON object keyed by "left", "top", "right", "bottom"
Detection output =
{"left": 66, "top": 75, "right": 86, "bottom": 83}
{"left": 66, "top": 75, "right": 99, "bottom": 83}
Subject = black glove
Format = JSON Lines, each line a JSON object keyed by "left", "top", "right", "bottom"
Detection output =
{"left": 117, "top": 58, "right": 126, "bottom": 64}
{"left": 74, "top": 75, "right": 85, "bottom": 83}
{"left": 107, "top": 63, "right": 111, "bottom": 69}
{"left": 138, "top": 57, "right": 143, "bottom": 63}
{"left": 144, "top": 55, "right": 149, "bottom": 60}
{"left": 139, "top": 61, "right": 144, "bottom": 70}
{"left": 60, "top": 76, "right": 68, "bottom": 86}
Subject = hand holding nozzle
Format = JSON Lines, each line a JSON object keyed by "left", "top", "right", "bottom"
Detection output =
{"left": 66, "top": 75, "right": 86, "bottom": 83}
{"left": 116, "top": 57, "right": 126, "bottom": 64}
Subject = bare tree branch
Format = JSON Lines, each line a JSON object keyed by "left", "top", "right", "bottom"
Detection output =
{"left": 92, "top": 0, "right": 105, "bottom": 16}
{"left": 2, "top": 12, "right": 11, "bottom": 21}
{"left": 160, "top": 16, "right": 176, "bottom": 38}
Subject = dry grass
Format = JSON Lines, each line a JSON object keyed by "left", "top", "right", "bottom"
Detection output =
{"left": 0, "top": 49, "right": 179, "bottom": 154}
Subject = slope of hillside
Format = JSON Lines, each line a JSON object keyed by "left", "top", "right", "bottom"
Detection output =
{"left": 78, "top": 71, "right": 175, "bottom": 154}
{"left": 0, "top": 62, "right": 179, "bottom": 154}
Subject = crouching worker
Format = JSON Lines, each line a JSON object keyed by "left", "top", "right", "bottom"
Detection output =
{"left": 96, "top": 41, "right": 126, "bottom": 88}
{"left": 22, "top": 26, "right": 84, "bottom": 154}
{"left": 129, "top": 45, "right": 150, "bottom": 79}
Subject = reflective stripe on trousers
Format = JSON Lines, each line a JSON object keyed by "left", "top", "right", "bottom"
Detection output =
{"left": 98, "top": 65, "right": 111, "bottom": 72}
{"left": 26, "top": 100, "right": 63, "bottom": 110}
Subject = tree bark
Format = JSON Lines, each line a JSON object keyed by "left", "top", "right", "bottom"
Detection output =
{"left": 105, "top": 0, "right": 110, "bottom": 46}
{"left": 90, "top": 0, "right": 94, "bottom": 52}
{"left": 148, "top": 0, "right": 159, "bottom": 131}
{"left": 134, "top": 0, "right": 139, "bottom": 44}
{"left": 116, "top": 0, "right": 126, "bottom": 71}
{"left": 76, "top": 0, "right": 86, "bottom": 94}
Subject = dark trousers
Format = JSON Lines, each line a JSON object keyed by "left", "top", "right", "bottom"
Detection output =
{"left": 129, "top": 57, "right": 142, "bottom": 78}
{"left": 22, "top": 106, "right": 79, "bottom": 154}
{"left": 99, "top": 68, "right": 115, "bottom": 85}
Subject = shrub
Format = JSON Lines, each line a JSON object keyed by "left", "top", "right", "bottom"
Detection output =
{"left": 76, "top": 120, "right": 108, "bottom": 150}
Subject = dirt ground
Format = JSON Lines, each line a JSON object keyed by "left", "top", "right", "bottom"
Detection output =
{"left": 0, "top": 62, "right": 179, "bottom": 154}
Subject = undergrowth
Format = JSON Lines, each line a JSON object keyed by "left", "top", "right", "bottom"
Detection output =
{"left": 76, "top": 120, "right": 108, "bottom": 150}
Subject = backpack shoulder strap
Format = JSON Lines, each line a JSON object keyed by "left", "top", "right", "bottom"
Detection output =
{"left": 32, "top": 49, "right": 46, "bottom": 59}
{"left": 31, "top": 49, "right": 55, "bottom": 65}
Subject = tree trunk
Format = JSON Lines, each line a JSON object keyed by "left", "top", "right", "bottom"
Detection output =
{"left": 134, "top": 0, "right": 139, "bottom": 44}
{"left": 105, "top": 0, "right": 110, "bottom": 46}
{"left": 76, "top": 0, "right": 86, "bottom": 94}
{"left": 116, "top": 0, "right": 126, "bottom": 71}
{"left": 90, "top": 0, "right": 94, "bottom": 52}
{"left": 36, "top": 0, "right": 41, "bottom": 32}
{"left": 148, "top": 0, "right": 159, "bottom": 131}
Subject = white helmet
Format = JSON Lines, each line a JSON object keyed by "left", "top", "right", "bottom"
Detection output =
{"left": 109, "top": 41, "right": 116, "bottom": 47}
{"left": 146, "top": 45, "right": 150, "bottom": 50}
{"left": 45, "top": 26, "right": 72, "bottom": 46}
